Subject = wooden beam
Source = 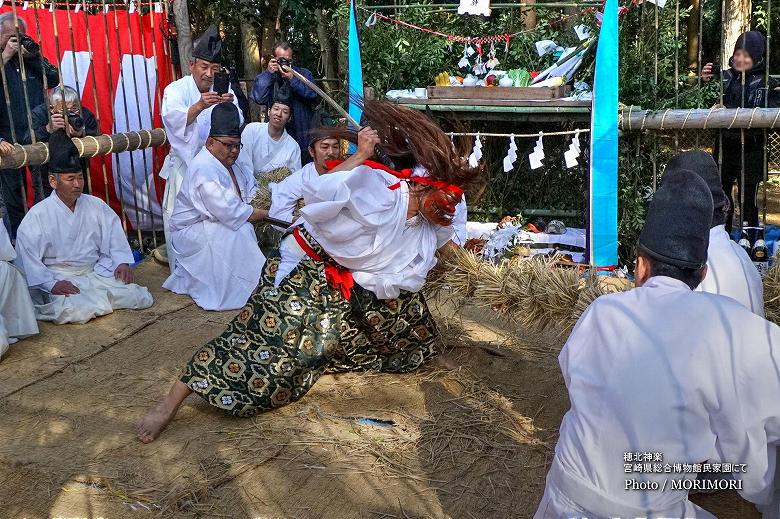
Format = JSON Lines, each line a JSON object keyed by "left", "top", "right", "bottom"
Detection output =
{"left": 0, "top": 129, "right": 167, "bottom": 170}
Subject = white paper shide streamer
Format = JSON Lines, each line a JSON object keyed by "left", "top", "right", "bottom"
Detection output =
{"left": 528, "top": 133, "right": 544, "bottom": 170}
{"left": 564, "top": 130, "right": 581, "bottom": 169}
{"left": 503, "top": 135, "right": 517, "bottom": 172}
{"left": 468, "top": 133, "right": 483, "bottom": 168}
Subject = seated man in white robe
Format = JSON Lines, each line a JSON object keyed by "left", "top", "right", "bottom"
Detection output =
{"left": 666, "top": 150, "right": 764, "bottom": 316}
{"left": 0, "top": 221, "right": 38, "bottom": 360}
{"left": 14, "top": 131, "right": 153, "bottom": 325}
{"left": 535, "top": 170, "right": 780, "bottom": 519}
{"left": 159, "top": 25, "right": 242, "bottom": 269}
{"left": 238, "top": 97, "right": 301, "bottom": 178}
{"left": 268, "top": 130, "right": 340, "bottom": 224}
{"left": 163, "top": 103, "right": 269, "bottom": 311}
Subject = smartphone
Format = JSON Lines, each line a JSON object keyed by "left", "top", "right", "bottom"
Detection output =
{"left": 214, "top": 70, "right": 230, "bottom": 95}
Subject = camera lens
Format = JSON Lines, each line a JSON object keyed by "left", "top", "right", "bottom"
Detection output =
{"left": 20, "top": 35, "right": 39, "bottom": 54}
{"left": 69, "top": 116, "right": 84, "bottom": 131}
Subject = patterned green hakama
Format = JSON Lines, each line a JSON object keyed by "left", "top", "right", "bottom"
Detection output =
{"left": 180, "top": 231, "right": 439, "bottom": 417}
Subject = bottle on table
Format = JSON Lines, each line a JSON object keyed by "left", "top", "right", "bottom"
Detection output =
{"left": 751, "top": 223, "right": 768, "bottom": 262}
{"left": 738, "top": 221, "right": 752, "bottom": 256}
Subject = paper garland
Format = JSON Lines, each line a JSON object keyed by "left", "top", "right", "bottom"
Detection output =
{"left": 449, "top": 130, "right": 588, "bottom": 171}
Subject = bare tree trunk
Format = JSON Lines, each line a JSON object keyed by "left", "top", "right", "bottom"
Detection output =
{"left": 723, "top": 0, "right": 751, "bottom": 63}
{"left": 315, "top": 8, "right": 336, "bottom": 94}
{"left": 522, "top": 0, "right": 538, "bottom": 30}
{"left": 260, "top": 0, "right": 280, "bottom": 68}
{"left": 687, "top": 0, "right": 701, "bottom": 74}
{"left": 336, "top": 10, "right": 347, "bottom": 78}
{"left": 173, "top": 0, "right": 192, "bottom": 74}
{"left": 241, "top": 22, "right": 261, "bottom": 79}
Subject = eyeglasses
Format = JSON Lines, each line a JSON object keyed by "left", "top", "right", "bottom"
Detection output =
{"left": 212, "top": 137, "right": 243, "bottom": 151}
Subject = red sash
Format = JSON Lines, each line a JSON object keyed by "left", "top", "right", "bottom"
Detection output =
{"left": 292, "top": 227, "right": 354, "bottom": 301}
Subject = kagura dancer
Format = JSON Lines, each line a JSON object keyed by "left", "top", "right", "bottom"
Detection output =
{"left": 136, "top": 102, "right": 482, "bottom": 442}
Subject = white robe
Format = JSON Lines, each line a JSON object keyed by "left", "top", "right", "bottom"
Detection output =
{"left": 0, "top": 223, "right": 38, "bottom": 356}
{"left": 14, "top": 193, "right": 153, "bottom": 325}
{"left": 160, "top": 75, "right": 243, "bottom": 270}
{"left": 237, "top": 122, "right": 302, "bottom": 178}
{"left": 268, "top": 162, "right": 318, "bottom": 224}
{"left": 696, "top": 225, "right": 764, "bottom": 317}
{"left": 278, "top": 166, "right": 453, "bottom": 299}
{"left": 535, "top": 276, "right": 780, "bottom": 519}
{"left": 162, "top": 148, "right": 265, "bottom": 311}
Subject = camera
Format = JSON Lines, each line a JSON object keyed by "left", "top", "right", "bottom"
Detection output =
{"left": 19, "top": 34, "right": 39, "bottom": 55}
{"left": 213, "top": 69, "right": 230, "bottom": 95}
{"left": 276, "top": 57, "right": 291, "bottom": 69}
{"left": 65, "top": 111, "right": 84, "bottom": 132}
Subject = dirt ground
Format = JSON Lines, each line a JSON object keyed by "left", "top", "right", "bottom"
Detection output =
{"left": 5, "top": 187, "right": 780, "bottom": 518}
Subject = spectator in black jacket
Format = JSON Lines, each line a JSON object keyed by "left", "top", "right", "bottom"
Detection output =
{"left": 30, "top": 85, "right": 99, "bottom": 201}
{"left": 702, "top": 31, "right": 780, "bottom": 231}
{"left": 0, "top": 13, "right": 59, "bottom": 239}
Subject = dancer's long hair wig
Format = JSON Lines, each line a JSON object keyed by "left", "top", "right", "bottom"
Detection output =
{"left": 313, "top": 101, "right": 484, "bottom": 198}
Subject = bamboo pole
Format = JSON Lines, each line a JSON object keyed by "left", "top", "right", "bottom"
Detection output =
{"left": 0, "top": 128, "right": 167, "bottom": 170}
{"left": 619, "top": 107, "right": 780, "bottom": 130}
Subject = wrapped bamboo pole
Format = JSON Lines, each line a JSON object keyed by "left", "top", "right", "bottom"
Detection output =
{"left": 0, "top": 129, "right": 167, "bottom": 170}
{"left": 620, "top": 107, "right": 780, "bottom": 130}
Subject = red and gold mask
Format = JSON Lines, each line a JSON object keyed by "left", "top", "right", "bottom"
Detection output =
{"left": 420, "top": 188, "right": 462, "bottom": 226}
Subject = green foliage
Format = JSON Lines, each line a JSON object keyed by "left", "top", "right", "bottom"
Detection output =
{"left": 333, "top": 1, "right": 592, "bottom": 94}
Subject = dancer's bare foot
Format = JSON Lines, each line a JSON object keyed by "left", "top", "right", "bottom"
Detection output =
{"left": 135, "top": 381, "right": 192, "bottom": 443}
{"left": 135, "top": 398, "right": 179, "bottom": 443}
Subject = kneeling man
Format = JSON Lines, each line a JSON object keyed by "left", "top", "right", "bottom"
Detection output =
{"left": 163, "top": 103, "right": 269, "bottom": 311}
{"left": 666, "top": 151, "right": 765, "bottom": 316}
{"left": 0, "top": 223, "right": 38, "bottom": 359}
{"left": 15, "top": 131, "right": 153, "bottom": 325}
{"left": 535, "top": 170, "right": 780, "bottom": 518}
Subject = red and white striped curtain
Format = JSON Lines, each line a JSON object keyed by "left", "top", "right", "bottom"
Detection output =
{"left": 0, "top": 4, "right": 174, "bottom": 230}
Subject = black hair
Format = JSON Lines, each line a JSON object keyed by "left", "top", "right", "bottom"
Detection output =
{"left": 637, "top": 248, "right": 706, "bottom": 290}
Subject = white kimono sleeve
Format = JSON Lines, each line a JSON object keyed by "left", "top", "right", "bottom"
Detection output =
{"left": 198, "top": 179, "right": 254, "bottom": 232}
{"left": 288, "top": 144, "right": 302, "bottom": 173}
{"left": 0, "top": 224, "right": 15, "bottom": 262}
{"left": 269, "top": 171, "right": 304, "bottom": 224}
{"left": 94, "top": 202, "right": 135, "bottom": 278}
{"left": 14, "top": 212, "right": 60, "bottom": 290}
{"left": 161, "top": 84, "right": 200, "bottom": 165}
{"left": 709, "top": 317, "right": 780, "bottom": 505}
{"left": 300, "top": 167, "right": 399, "bottom": 246}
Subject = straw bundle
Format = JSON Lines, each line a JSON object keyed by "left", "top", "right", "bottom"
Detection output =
{"left": 428, "top": 249, "right": 632, "bottom": 334}
{"left": 764, "top": 259, "right": 780, "bottom": 325}
{"left": 250, "top": 167, "right": 292, "bottom": 210}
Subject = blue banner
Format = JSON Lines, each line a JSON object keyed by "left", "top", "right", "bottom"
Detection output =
{"left": 588, "top": 0, "right": 619, "bottom": 267}
{"left": 348, "top": 0, "right": 364, "bottom": 125}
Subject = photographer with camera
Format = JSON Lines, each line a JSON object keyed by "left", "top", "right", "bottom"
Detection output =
{"left": 251, "top": 42, "right": 318, "bottom": 163}
{"left": 0, "top": 13, "right": 59, "bottom": 240}
{"left": 158, "top": 25, "right": 242, "bottom": 270}
{"left": 30, "top": 85, "right": 98, "bottom": 201}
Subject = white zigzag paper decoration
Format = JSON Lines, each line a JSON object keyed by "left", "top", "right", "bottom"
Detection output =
{"left": 503, "top": 135, "right": 517, "bottom": 172}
